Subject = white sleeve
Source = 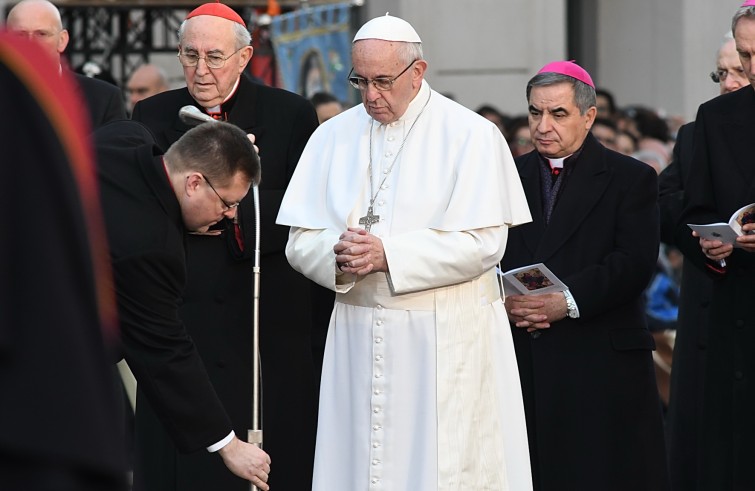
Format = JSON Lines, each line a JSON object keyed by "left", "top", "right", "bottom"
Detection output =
{"left": 285, "top": 227, "right": 356, "bottom": 293}
{"left": 206, "top": 431, "right": 235, "bottom": 452}
{"left": 383, "top": 226, "right": 508, "bottom": 294}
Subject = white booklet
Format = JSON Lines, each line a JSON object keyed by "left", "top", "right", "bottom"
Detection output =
{"left": 498, "top": 262, "right": 568, "bottom": 296}
{"left": 687, "top": 202, "right": 755, "bottom": 247}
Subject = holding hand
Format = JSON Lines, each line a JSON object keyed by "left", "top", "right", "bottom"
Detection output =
{"left": 505, "top": 292, "right": 568, "bottom": 332}
{"left": 333, "top": 227, "right": 387, "bottom": 276}
{"left": 218, "top": 436, "right": 271, "bottom": 490}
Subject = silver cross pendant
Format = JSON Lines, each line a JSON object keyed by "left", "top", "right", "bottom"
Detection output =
{"left": 358, "top": 205, "right": 380, "bottom": 232}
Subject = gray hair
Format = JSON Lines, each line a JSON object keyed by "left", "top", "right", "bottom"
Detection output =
{"left": 395, "top": 42, "right": 423, "bottom": 64}
{"left": 526, "top": 72, "right": 596, "bottom": 115}
{"left": 732, "top": 6, "right": 755, "bottom": 36}
{"left": 177, "top": 18, "right": 251, "bottom": 50}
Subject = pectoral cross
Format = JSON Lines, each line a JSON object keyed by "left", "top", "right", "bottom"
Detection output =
{"left": 358, "top": 206, "right": 380, "bottom": 232}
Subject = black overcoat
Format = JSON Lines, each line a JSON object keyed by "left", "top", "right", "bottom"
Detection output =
{"left": 658, "top": 121, "right": 711, "bottom": 491}
{"left": 131, "top": 76, "right": 320, "bottom": 491}
{"left": 501, "top": 134, "right": 669, "bottom": 491}
{"left": 676, "top": 86, "right": 755, "bottom": 491}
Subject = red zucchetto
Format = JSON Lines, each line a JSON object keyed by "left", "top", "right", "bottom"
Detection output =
{"left": 186, "top": 2, "right": 245, "bottom": 26}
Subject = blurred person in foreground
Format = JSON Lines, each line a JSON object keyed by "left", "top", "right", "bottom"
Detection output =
{"left": 277, "top": 14, "right": 533, "bottom": 491}
{"left": 0, "top": 31, "right": 127, "bottom": 491}
{"left": 674, "top": 2, "right": 755, "bottom": 489}
{"left": 501, "top": 60, "right": 669, "bottom": 491}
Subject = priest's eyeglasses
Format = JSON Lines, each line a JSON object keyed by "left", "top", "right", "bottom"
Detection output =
{"left": 202, "top": 174, "right": 240, "bottom": 211}
{"left": 178, "top": 47, "right": 244, "bottom": 69}
{"left": 348, "top": 60, "right": 417, "bottom": 91}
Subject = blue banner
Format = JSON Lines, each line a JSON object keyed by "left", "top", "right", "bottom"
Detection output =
{"left": 270, "top": 3, "right": 351, "bottom": 103}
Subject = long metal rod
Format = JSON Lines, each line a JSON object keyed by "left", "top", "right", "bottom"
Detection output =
{"left": 248, "top": 185, "right": 262, "bottom": 491}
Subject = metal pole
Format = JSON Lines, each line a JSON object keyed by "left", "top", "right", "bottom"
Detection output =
{"left": 248, "top": 185, "right": 262, "bottom": 491}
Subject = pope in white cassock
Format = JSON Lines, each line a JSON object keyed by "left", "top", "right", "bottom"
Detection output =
{"left": 277, "top": 14, "right": 533, "bottom": 491}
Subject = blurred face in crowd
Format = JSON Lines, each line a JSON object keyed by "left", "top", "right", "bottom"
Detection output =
{"left": 351, "top": 39, "right": 426, "bottom": 124}
{"left": 6, "top": 0, "right": 68, "bottom": 63}
{"left": 127, "top": 64, "right": 169, "bottom": 112}
{"left": 528, "top": 82, "right": 597, "bottom": 159}
{"left": 591, "top": 122, "right": 618, "bottom": 150}
{"left": 716, "top": 38, "right": 748, "bottom": 94}
{"left": 510, "top": 126, "right": 535, "bottom": 157}
{"left": 179, "top": 16, "right": 252, "bottom": 108}
{"left": 735, "top": 16, "right": 755, "bottom": 91}
{"left": 614, "top": 132, "right": 637, "bottom": 156}
{"left": 315, "top": 101, "right": 343, "bottom": 124}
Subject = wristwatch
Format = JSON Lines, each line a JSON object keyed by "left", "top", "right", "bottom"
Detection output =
{"left": 563, "top": 290, "right": 579, "bottom": 319}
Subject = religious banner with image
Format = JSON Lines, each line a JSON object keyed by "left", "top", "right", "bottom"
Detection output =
{"left": 270, "top": 3, "right": 351, "bottom": 103}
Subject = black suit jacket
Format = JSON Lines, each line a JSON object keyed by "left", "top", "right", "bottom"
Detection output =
{"left": 75, "top": 73, "right": 126, "bottom": 128}
{"left": 658, "top": 121, "right": 711, "bottom": 491}
{"left": 95, "top": 120, "right": 232, "bottom": 453}
{"left": 501, "top": 134, "right": 669, "bottom": 491}
{"left": 676, "top": 86, "right": 755, "bottom": 490}
{"left": 132, "top": 77, "right": 320, "bottom": 491}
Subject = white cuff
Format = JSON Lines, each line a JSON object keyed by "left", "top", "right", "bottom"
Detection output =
{"left": 206, "top": 431, "right": 235, "bottom": 452}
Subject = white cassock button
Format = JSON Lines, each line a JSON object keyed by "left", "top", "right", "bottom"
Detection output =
{"left": 375, "top": 373, "right": 382, "bottom": 378}
{"left": 376, "top": 320, "right": 383, "bottom": 326}
{"left": 381, "top": 184, "right": 389, "bottom": 190}
{"left": 376, "top": 304, "right": 383, "bottom": 310}
{"left": 373, "top": 442, "right": 381, "bottom": 448}
{"left": 378, "top": 200, "right": 385, "bottom": 206}
{"left": 371, "top": 478, "right": 380, "bottom": 484}
{"left": 374, "top": 389, "right": 381, "bottom": 395}
{"left": 387, "top": 136, "right": 395, "bottom": 141}
{"left": 375, "top": 354, "right": 383, "bottom": 361}
{"left": 373, "top": 424, "right": 382, "bottom": 431}
{"left": 375, "top": 337, "right": 383, "bottom": 344}
{"left": 372, "top": 459, "right": 381, "bottom": 465}
{"left": 385, "top": 152, "right": 392, "bottom": 157}
{"left": 373, "top": 407, "right": 381, "bottom": 413}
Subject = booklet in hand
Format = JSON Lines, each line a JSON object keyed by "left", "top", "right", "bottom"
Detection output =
{"left": 498, "top": 262, "right": 568, "bottom": 297}
{"left": 687, "top": 203, "right": 755, "bottom": 247}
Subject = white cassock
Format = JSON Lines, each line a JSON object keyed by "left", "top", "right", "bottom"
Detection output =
{"left": 277, "top": 81, "right": 533, "bottom": 491}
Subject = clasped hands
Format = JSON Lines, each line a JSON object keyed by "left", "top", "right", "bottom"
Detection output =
{"left": 694, "top": 222, "right": 755, "bottom": 263}
{"left": 505, "top": 292, "right": 567, "bottom": 332}
{"left": 334, "top": 227, "right": 387, "bottom": 276}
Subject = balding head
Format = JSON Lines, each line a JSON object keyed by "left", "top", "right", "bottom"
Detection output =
{"left": 127, "top": 64, "right": 169, "bottom": 112}
{"left": 6, "top": 0, "right": 69, "bottom": 63}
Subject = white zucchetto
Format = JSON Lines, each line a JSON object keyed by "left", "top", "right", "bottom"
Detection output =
{"left": 353, "top": 13, "right": 422, "bottom": 43}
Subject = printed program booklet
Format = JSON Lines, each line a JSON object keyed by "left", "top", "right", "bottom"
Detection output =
{"left": 687, "top": 203, "right": 755, "bottom": 247}
{"left": 498, "top": 263, "right": 568, "bottom": 297}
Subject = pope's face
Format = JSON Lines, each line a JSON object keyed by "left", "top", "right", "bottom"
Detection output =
{"left": 734, "top": 17, "right": 755, "bottom": 92}
{"left": 528, "top": 82, "right": 596, "bottom": 159}
{"left": 179, "top": 16, "right": 252, "bottom": 109}
{"left": 351, "top": 39, "right": 426, "bottom": 124}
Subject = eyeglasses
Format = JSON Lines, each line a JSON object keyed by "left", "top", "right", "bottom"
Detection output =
{"left": 348, "top": 60, "right": 417, "bottom": 91}
{"left": 710, "top": 67, "right": 746, "bottom": 83}
{"left": 201, "top": 174, "right": 239, "bottom": 211}
{"left": 178, "top": 47, "right": 244, "bottom": 69}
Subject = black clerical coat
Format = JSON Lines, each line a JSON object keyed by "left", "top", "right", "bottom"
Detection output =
{"left": 658, "top": 121, "right": 711, "bottom": 491}
{"left": 501, "top": 134, "right": 669, "bottom": 491}
{"left": 132, "top": 76, "right": 320, "bottom": 491}
{"left": 676, "top": 86, "right": 755, "bottom": 490}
